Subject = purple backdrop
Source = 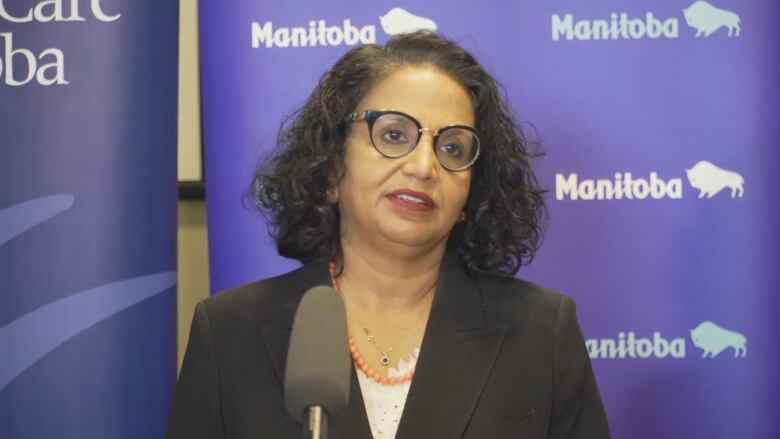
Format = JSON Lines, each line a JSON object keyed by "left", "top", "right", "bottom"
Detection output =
{"left": 199, "top": 0, "right": 780, "bottom": 437}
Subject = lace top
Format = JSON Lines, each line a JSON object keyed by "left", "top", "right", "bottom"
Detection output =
{"left": 355, "top": 348, "right": 420, "bottom": 439}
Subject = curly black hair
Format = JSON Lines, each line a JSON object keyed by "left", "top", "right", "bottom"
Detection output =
{"left": 253, "top": 31, "right": 547, "bottom": 279}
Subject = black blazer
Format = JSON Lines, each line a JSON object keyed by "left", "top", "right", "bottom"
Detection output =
{"left": 167, "top": 258, "right": 610, "bottom": 438}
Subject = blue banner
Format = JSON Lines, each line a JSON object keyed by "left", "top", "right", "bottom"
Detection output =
{"left": 200, "top": 0, "right": 780, "bottom": 437}
{"left": 0, "top": 1, "right": 179, "bottom": 437}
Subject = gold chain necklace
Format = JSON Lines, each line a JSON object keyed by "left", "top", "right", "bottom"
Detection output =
{"left": 349, "top": 307, "right": 423, "bottom": 367}
{"left": 329, "top": 262, "right": 430, "bottom": 368}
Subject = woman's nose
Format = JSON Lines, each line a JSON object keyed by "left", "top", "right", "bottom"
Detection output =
{"left": 401, "top": 133, "right": 438, "bottom": 180}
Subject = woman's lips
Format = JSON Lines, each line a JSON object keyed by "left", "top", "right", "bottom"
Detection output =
{"left": 386, "top": 190, "right": 436, "bottom": 212}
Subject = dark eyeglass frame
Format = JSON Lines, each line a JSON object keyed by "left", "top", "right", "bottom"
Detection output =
{"left": 346, "top": 109, "right": 481, "bottom": 172}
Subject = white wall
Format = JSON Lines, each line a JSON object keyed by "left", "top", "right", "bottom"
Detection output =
{"left": 177, "top": 0, "right": 209, "bottom": 369}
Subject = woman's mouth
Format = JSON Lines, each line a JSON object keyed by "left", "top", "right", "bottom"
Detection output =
{"left": 387, "top": 190, "right": 436, "bottom": 212}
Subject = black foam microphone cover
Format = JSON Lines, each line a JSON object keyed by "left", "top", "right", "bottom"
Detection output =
{"left": 284, "top": 286, "right": 351, "bottom": 423}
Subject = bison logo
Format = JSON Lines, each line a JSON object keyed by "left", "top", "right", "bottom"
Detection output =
{"left": 379, "top": 8, "right": 438, "bottom": 35}
{"left": 690, "top": 321, "right": 747, "bottom": 358}
{"left": 686, "top": 160, "right": 744, "bottom": 198}
{"left": 683, "top": 1, "right": 741, "bottom": 37}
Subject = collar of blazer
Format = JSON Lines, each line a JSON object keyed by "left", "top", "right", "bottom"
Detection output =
{"left": 260, "top": 256, "right": 509, "bottom": 438}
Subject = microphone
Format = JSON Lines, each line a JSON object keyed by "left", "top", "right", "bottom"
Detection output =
{"left": 284, "top": 286, "right": 351, "bottom": 439}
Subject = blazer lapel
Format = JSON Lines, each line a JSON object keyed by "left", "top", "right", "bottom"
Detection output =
{"left": 260, "top": 259, "right": 332, "bottom": 386}
{"left": 394, "top": 259, "right": 508, "bottom": 439}
{"left": 259, "top": 260, "right": 373, "bottom": 438}
{"left": 331, "top": 367, "right": 374, "bottom": 438}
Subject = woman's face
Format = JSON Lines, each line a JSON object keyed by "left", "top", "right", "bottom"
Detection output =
{"left": 332, "top": 66, "right": 474, "bottom": 254}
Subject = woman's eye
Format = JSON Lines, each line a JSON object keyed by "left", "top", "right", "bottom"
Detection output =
{"left": 382, "top": 130, "right": 408, "bottom": 143}
{"left": 439, "top": 142, "right": 464, "bottom": 157}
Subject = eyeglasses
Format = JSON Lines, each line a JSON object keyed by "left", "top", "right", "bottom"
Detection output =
{"left": 346, "top": 109, "right": 480, "bottom": 172}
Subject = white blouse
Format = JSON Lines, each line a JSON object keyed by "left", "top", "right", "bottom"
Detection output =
{"left": 356, "top": 347, "right": 420, "bottom": 439}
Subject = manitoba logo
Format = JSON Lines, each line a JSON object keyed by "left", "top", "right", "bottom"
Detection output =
{"left": 586, "top": 331, "right": 686, "bottom": 359}
{"left": 683, "top": 1, "right": 741, "bottom": 37}
{"left": 251, "top": 19, "right": 376, "bottom": 48}
{"left": 685, "top": 160, "right": 744, "bottom": 198}
{"left": 551, "top": 0, "right": 741, "bottom": 41}
{"left": 552, "top": 12, "right": 679, "bottom": 41}
{"left": 379, "top": 8, "right": 437, "bottom": 35}
{"left": 555, "top": 160, "right": 744, "bottom": 201}
{"left": 587, "top": 320, "right": 747, "bottom": 360}
{"left": 556, "top": 171, "right": 683, "bottom": 201}
{"left": 251, "top": 7, "right": 437, "bottom": 49}
{"left": 690, "top": 320, "right": 747, "bottom": 358}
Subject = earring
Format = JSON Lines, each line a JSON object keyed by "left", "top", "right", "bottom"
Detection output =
{"left": 326, "top": 187, "right": 339, "bottom": 203}
{"left": 459, "top": 211, "right": 467, "bottom": 222}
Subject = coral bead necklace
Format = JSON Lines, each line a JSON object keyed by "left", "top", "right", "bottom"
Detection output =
{"left": 329, "top": 262, "right": 423, "bottom": 384}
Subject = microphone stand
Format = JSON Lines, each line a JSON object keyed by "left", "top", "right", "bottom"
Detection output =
{"left": 303, "top": 405, "right": 329, "bottom": 439}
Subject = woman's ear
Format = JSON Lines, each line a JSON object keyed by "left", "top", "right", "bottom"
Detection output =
{"left": 326, "top": 183, "right": 339, "bottom": 203}
{"left": 326, "top": 166, "right": 342, "bottom": 203}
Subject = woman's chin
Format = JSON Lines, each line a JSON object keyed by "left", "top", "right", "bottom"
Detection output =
{"left": 378, "top": 226, "right": 449, "bottom": 252}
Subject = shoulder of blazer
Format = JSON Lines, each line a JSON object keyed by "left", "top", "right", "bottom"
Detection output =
{"left": 475, "top": 275, "right": 571, "bottom": 325}
{"left": 198, "top": 259, "right": 331, "bottom": 329}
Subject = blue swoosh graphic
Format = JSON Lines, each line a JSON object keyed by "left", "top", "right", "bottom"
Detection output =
{"left": 0, "top": 194, "right": 75, "bottom": 246}
{"left": 0, "top": 272, "right": 177, "bottom": 391}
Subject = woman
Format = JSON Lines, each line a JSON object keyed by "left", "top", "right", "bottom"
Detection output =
{"left": 168, "top": 31, "right": 610, "bottom": 439}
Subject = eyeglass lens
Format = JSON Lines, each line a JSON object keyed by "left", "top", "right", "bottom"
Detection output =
{"left": 371, "top": 113, "right": 479, "bottom": 171}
